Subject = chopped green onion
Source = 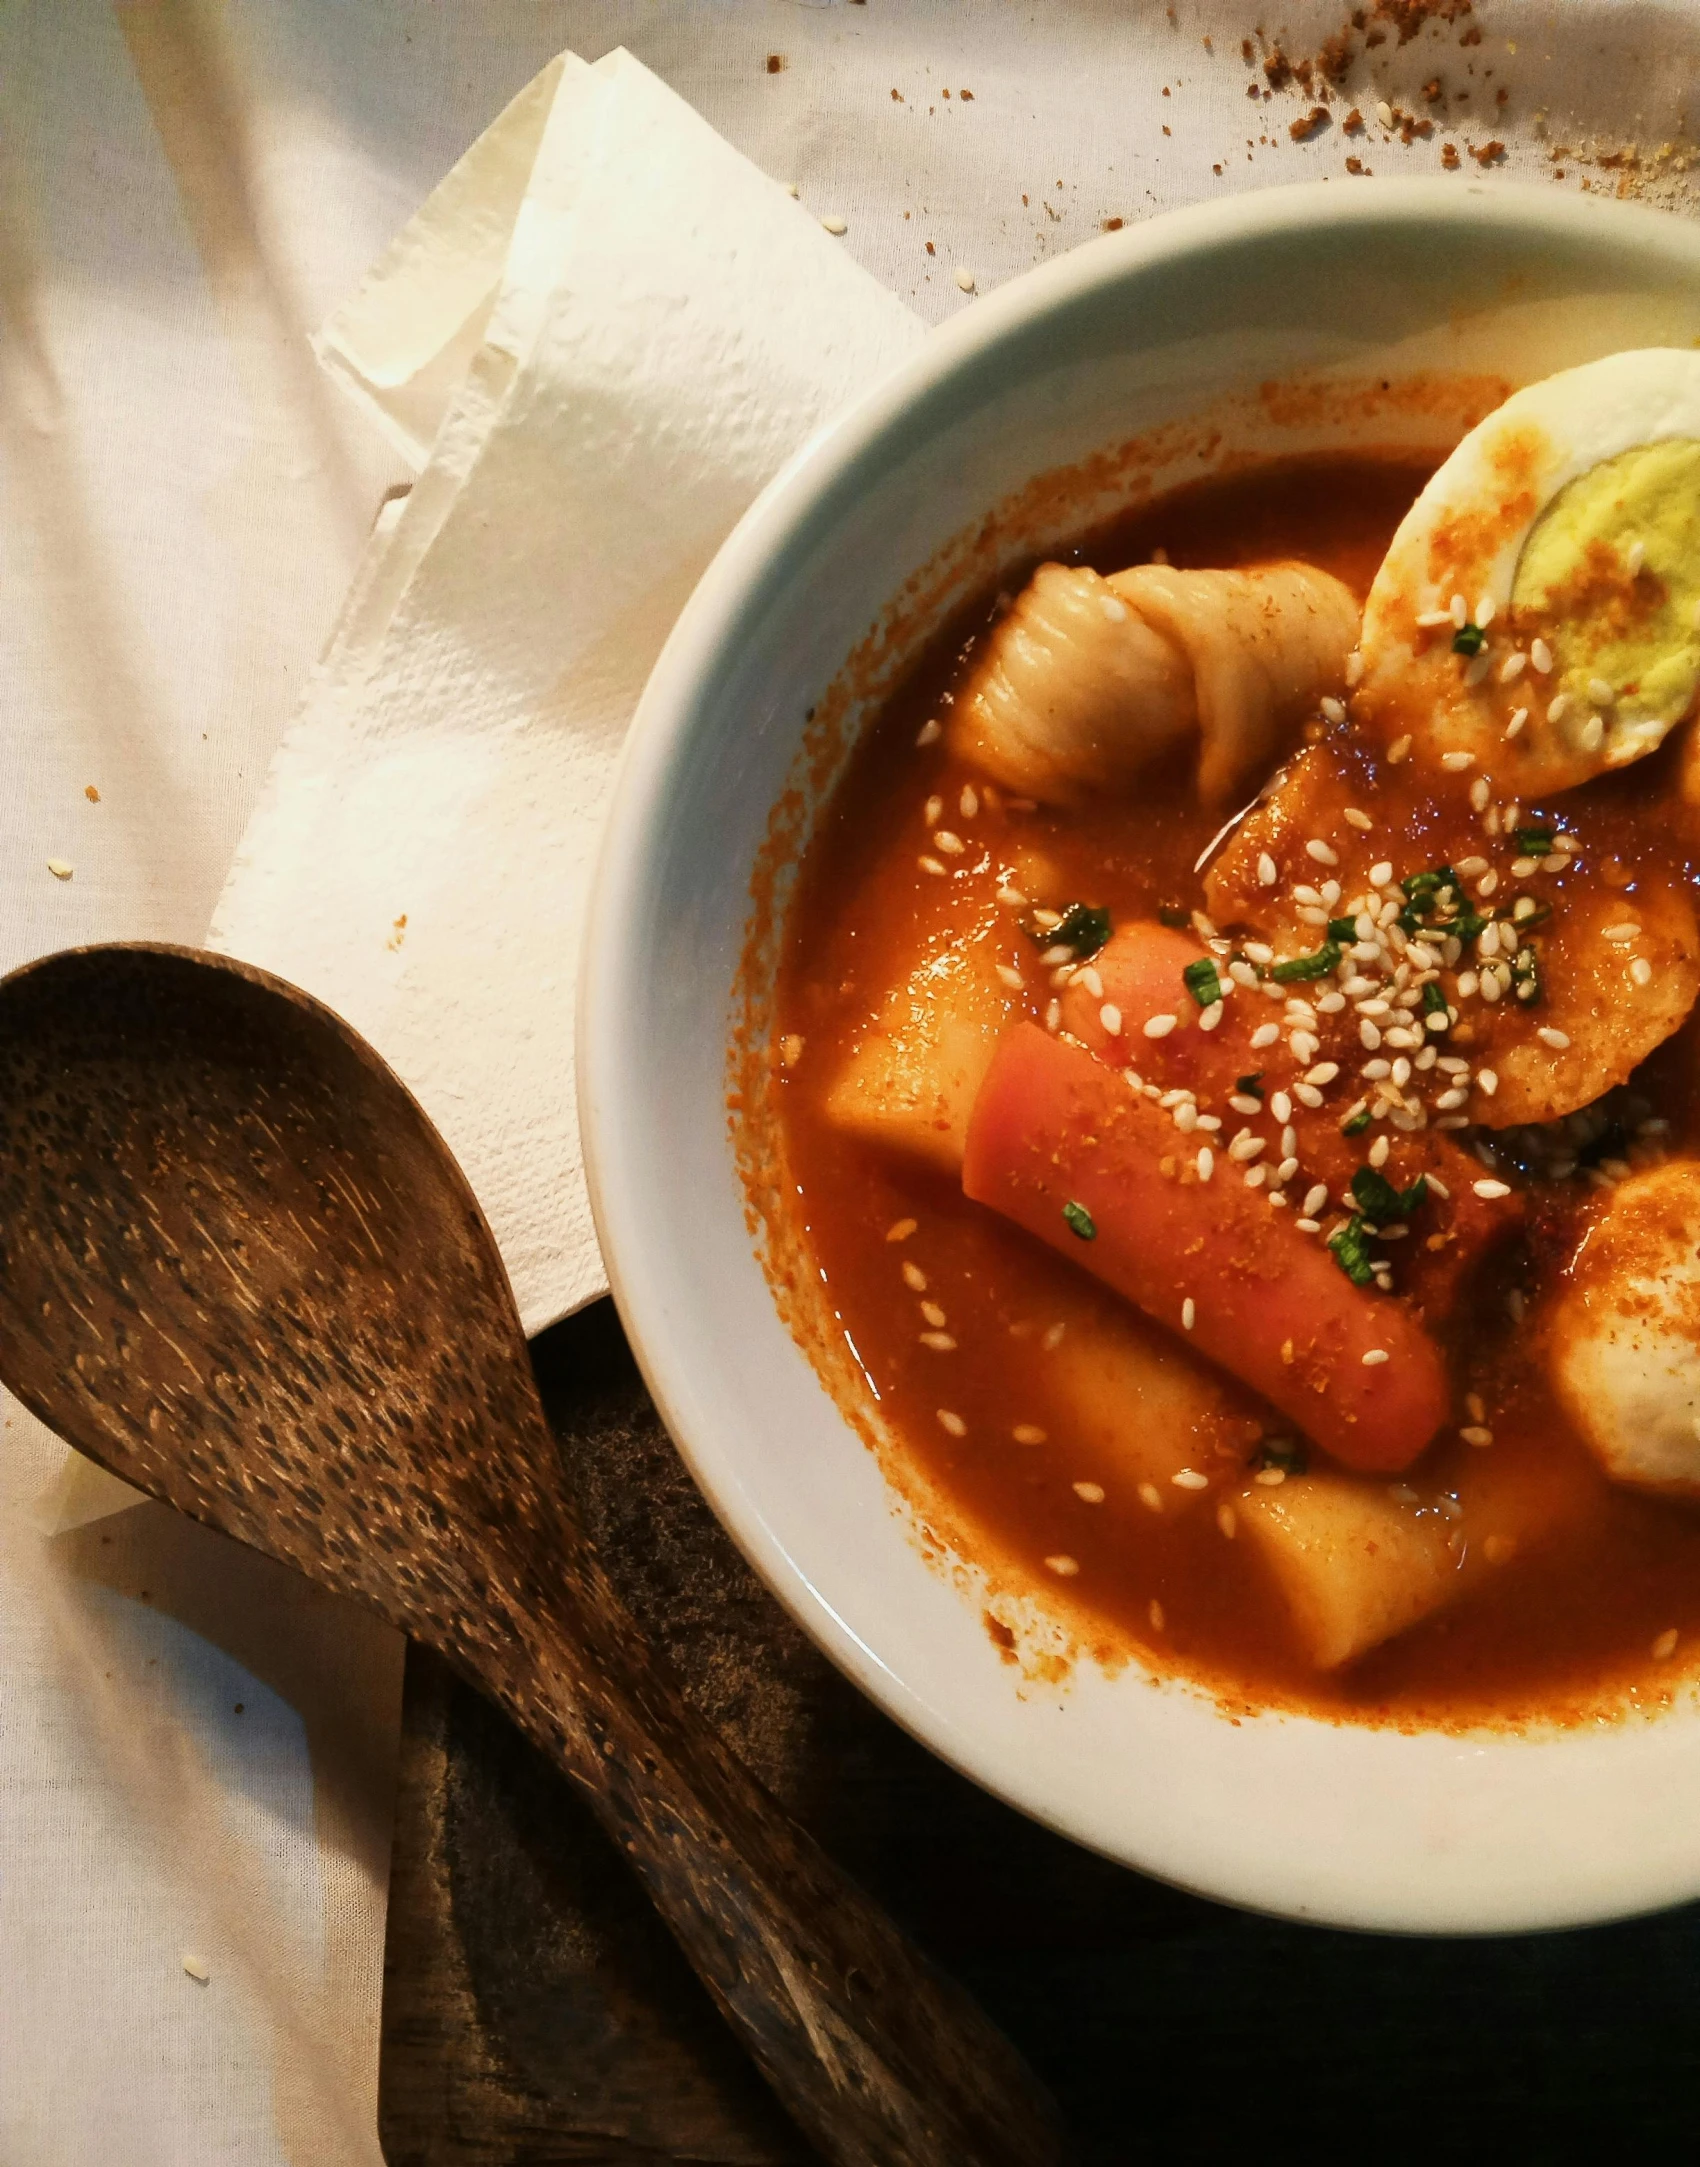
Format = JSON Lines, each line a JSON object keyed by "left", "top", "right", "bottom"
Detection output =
{"left": 1451, "top": 623, "right": 1487, "bottom": 656}
{"left": 1062, "top": 1199, "right": 1096, "bottom": 1241}
{"left": 1235, "top": 1072, "right": 1265, "bottom": 1099}
{"left": 1420, "top": 981, "right": 1449, "bottom": 1017}
{"left": 1341, "top": 1107, "right": 1372, "bottom": 1137}
{"left": 1271, "top": 941, "right": 1342, "bottom": 983}
{"left": 1512, "top": 945, "right": 1542, "bottom": 1004}
{"left": 1352, "top": 1166, "right": 1429, "bottom": 1223}
{"left": 1183, "top": 956, "right": 1224, "bottom": 1007}
{"left": 1052, "top": 903, "right": 1111, "bottom": 958}
{"left": 1401, "top": 866, "right": 1456, "bottom": 900}
{"left": 1328, "top": 1214, "right": 1377, "bottom": 1287}
{"left": 1254, "top": 1437, "right": 1308, "bottom": 1476}
{"left": 1514, "top": 826, "right": 1555, "bottom": 855}
{"left": 1328, "top": 915, "right": 1360, "bottom": 942}
{"left": 1157, "top": 905, "right": 1191, "bottom": 930}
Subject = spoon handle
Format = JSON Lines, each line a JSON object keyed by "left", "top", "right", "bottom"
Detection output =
{"left": 434, "top": 1540, "right": 1067, "bottom": 2167}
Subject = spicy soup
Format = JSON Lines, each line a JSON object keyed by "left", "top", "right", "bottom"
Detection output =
{"left": 765, "top": 452, "right": 1700, "bottom": 1730}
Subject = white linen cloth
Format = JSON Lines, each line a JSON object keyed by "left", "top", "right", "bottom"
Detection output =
{"left": 4, "top": 5, "right": 1700, "bottom": 2161}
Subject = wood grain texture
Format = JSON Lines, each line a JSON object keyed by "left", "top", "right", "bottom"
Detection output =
{"left": 385, "top": 1300, "right": 1700, "bottom": 2166}
{"left": 0, "top": 942, "right": 1064, "bottom": 2167}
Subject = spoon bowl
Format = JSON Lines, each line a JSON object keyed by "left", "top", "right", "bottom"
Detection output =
{"left": 0, "top": 942, "right": 1064, "bottom": 2167}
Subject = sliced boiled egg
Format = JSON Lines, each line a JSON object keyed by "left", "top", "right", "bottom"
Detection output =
{"left": 1356, "top": 348, "right": 1700, "bottom": 793}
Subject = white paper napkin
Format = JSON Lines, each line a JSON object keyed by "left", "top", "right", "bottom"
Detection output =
{"left": 209, "top": 45, "right": 925, "bottom": 1335}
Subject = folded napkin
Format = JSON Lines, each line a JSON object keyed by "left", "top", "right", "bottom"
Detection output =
{"left": 210, "top": 46, "right": 924, "bottom": 1335}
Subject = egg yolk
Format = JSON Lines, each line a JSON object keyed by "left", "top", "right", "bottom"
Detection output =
{"left": 1513, "top": 438, "right": 1700, "bottom": 742}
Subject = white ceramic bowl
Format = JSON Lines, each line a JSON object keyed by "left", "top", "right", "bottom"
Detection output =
{"left": 581, "top": 180, "right": 1700, "bottom": 1932}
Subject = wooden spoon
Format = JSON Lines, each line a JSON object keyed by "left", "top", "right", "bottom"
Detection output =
{"left": 0, "top": 943, "right": 1066, "bottom": 2167}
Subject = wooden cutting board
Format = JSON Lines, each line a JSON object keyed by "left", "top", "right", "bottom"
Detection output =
{"left": 376, "top": 1299, "right": 1700, "bottom": 2164}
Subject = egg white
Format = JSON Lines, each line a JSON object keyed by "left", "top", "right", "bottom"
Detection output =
{"left": 1357, "top": 347, "right": 1700, "bottom": 792}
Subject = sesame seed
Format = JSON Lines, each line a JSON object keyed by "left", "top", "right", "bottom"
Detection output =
{"left": 1100, "top": 1002, "right": 1123, "bottom": 1035}
{"left": 1173, "top": 1102, "right": 1199, "bottom": 1132}
{"left": 1302, "top": 1182, "right": 1329, "bottom": 1217}
{"left": 1625, "top": 539, "right": 1646, "bottom": 577}
{"left": 887, "top": 1219, "right": 918, "bottom": 1243}
{"left": 1528, "top": 637, "right": 1553, "bottom": 674}
{"left": 1305, "top": 838, "right": 1339, "bottom": 866}
{"left": 1148, "top": 1599, "right": 1166, "bottom": 1632}
{"left": 1475, "top": 594, "right": 1496, "bottom": 628}
{"left": 1463, "top": 650, "right": 1494, "bottom": 688}
{"left": 1362, "top": 1349, "right": 1390, "bottom": 1366}
{"left": 1653, "top": 1628, "right": 1680, "bottom": 1660}
{"left": 1602, "top": 923, "right": 1640, "bottom": 942}
{"left": 182, "top": 1954, "right": 210, "bottom": 1983}
{"left": 1289, "top": 1031, "right": 1320, "bottom": 1062}
{"left": 1588, "top": 676, "right": 1616, "bottom": 705}
{"left": 1473, "top": 1178, "right": 1511, "bottom": 1199}
{"left": 1476, "top": 870, "right": 1499, "bottom": 898}
{"left": 1138, "top": 1481, "right": 1163, "bottom": 1513}
{"left": 1320, "top": 696, "right": 1347, "bottom": 723}
{"left": 934, "top": 829, "right": 965, "bottom": 854}
{"left": 1196, "top": 1147, "right": 1214, "bottom": 1181}
{"left": 1580, "top": 715, "right": 1605, "bottom": 751}
{"left": 959, "top": 785, "right": 979, "bottom": 819}
{"left": 902, "top": 1261, "right": 928, "bottom": 1291}
{"left": 1072, "top": 1481, "right": 1105, "bottom": 1504}
{"left": 1172, "top": 1467, "right": 1209, "bottom": 1490}
{"left": 1441, "top": 750, "right": 1474, "bottom": 771}
{"left": 1045, "top": 1553, "right": 1080, "bottom": 1576}
{"left": 1450, "top": 593, "right": 1468, "bottom": 627}
{"left": 995, "top": 964, "right": 1025, "bottom": 991}
{"left": 1228, "top": 1093, "right": 1263, "bottom": 1116}
{"left": 1435, "top": 1087, "right": 1467, "bottom": 1110}
{"left": 1536, "top": 1025, "right": 1571, "bottom": 1050}
{"left": 1014, "top": 1424, "right": 1047, "bottom": 1444}
{"left": 1387, "top": 735, "right": 1412, "bottom": 763}
{"left": 954, "top": 264, "right": 978, "bottom": 292}
{"left": 1257, "top": 851, "right": 1278, "bottom": 886}
{"left": 821, "top": 214, "right": 848, "bottom": 234}
{"left": 1144, "top": 1013, "right": 1178, "bottom": 1039}
{"left": 1042, "top": 1322, "right": 1066, "bottom": 1350}
{"left": 1044, "top": 999, "right": 1061, "bottom": 1031}
{"left": 1469, "top": 776, "right": 1491, "bottom": 812}
{"left": 1460, "top": 1425, "right": 1494, "bottom": 1447}
{"left": 1198, "top": 1001, "right": 1224, "bottom": 1032}
{"left": 1181, "top": 1297, "right": 1197, "bottom": 1330}
{"left": 924, "top": 793, "right": 944, "bottom": 825}
{"left": 1217, "top": 1502, "right": 1238, "bottom": 1538}
{"left": 1505, "top": 708, "right": 1528, "bottom": 739}
{"left": 1032, "top": 907, "right": 1063, "bottom": 929}
{"left": 1281, "top": 1126, "right": 1298, "bottom": 1158}
{"left": 1305, "top": 1061, "right": 1340, "bottom": 1086}
{"left": 936, "top": 1408, "right": 966, "bottom": 1435}
{"left": 780, "top": 1034, "right": 805, "bottom": 1067}
{"left": 1292, "top": 1082, "right": 1324, "bottom": 1109}
{"left": 916, "top": 718, "right": 943, "bottom": 746}
{"left": 1343, "top": 806, "right": 1373, "bottom": 830}
{"left": 46, "top": 859, "right": 73, "bottom": 881}
{"left": 920, "top": 1300, "right": 947, "bottom": 1328}
{"left": 1295, "top": 1218, "right": 1321, "bottom": 1233}
{"left": 1499, "top": 651, "right": 1527, "bottom": 683}
{"left": 920, "top": 1331, "right": 957, "bottom": 1351}
{"left": 1270, "top": 1089, "right": 1293, "bottom": 1123}
{"left": 1346, "top": 649, "right": 1365, "bottom": 686}
{"left": 918, "top": 854, "right": 946, "bottom": 875}
{"left": 1376, "top": 98, "right": 1395, "bottom": 125}
{"left": 1632, "top": 957, "right": 1653, "bottom": 986}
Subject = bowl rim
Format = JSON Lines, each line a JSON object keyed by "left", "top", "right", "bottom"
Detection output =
{"left": 579, "top": 176, "right": 1700, "bottom": 1931}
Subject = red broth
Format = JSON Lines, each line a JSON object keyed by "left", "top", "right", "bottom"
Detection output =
{"left": 763, "top": 456, "right": 1700, "bottom": 1729}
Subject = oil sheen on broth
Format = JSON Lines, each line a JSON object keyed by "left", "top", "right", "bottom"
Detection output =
{"left": 766, "top": 354, "right": 1700, "bottom": 1728}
